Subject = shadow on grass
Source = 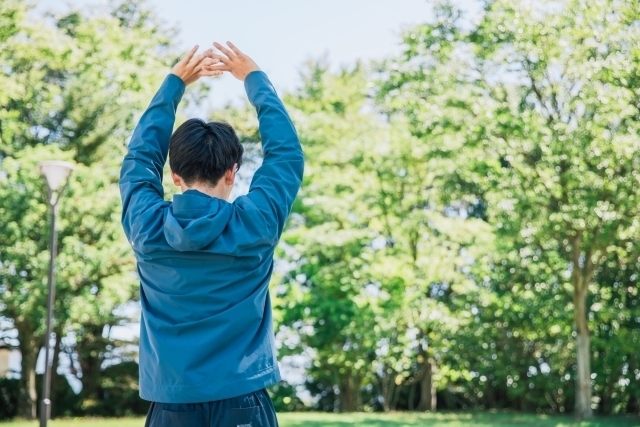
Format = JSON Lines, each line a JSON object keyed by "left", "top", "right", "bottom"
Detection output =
{"left": 279, "top": 412, "right": 640, "bottom": 427}
{"left": 2, "top": 413, "right": 638, "bottom": 427}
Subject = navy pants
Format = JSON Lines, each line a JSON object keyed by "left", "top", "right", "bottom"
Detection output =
{"left": 144, "top": 389, "right": 279, "bottom": 427}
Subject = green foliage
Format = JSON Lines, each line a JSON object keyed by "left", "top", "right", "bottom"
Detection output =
{"left": 0, "top": 144, "right": 134, "bottom": 332}
{"left": 0, "top": 378, "right": 19, "bottom": 420}
{"left": 269, "top": 382, "right": 308, "bottom": 412}
{"left": 90, "top": 362, "right": 150, "bottom": 417}
{"left": 269, "top": 60, "right": 494, "bottom": 412}
{"left": 0, "top": 0, "right": 175, "bottom": 164}
{"left": 0, "top": 0, "right": 178, "bottom": 418}
{"left": 31, "top": 373, "right": 83, "bottom": 418}
{"left": 377, "top": 0, "right": 640, "bottom": 416}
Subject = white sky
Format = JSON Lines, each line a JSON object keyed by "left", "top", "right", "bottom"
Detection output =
{"left": 40, "top": 0, "right": 442, "bottom": 107}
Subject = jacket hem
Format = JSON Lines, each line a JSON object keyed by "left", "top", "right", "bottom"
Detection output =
{"left": 139, "top": 365, "right": 281, "bottom": 403}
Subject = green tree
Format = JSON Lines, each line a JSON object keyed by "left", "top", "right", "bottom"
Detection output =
{"left": 378, "top": 0, "right": 640, "bottom": 418}
{"left": 0, "top": 0, "right": 175, "bottom": 164}
{"left": 274, "top": 63, "right": 381, "bottom": 412}
{"left": 0, "top": 0, "right": 176, "bottom": 418}
{"left": 272, "top": 61, "right": 492, "bottom": 412}
{"left": 0, "top": 145, "right": 135, "bottom": 417}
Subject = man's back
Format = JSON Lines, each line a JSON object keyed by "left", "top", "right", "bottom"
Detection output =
{"left": 119, "top": 51, "right": 304, "bottom": 408}
{"left": 134, "top": 192, "right": 281, "bottom": 403}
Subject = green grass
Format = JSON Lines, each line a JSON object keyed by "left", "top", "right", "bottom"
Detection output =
{"left": 1, "top": 412, "right": 639, "bottom": 427}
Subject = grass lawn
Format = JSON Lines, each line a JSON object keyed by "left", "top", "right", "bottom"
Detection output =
{"left": 1, "top": 412, "right": 639, "bottom": 427}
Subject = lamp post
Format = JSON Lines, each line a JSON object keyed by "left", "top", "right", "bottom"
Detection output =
{"left": 37, "top": 161, "right": 74, "bottom": 427}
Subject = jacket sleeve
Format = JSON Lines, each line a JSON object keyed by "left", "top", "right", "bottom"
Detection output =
{"left": 244, "top": 71, "right": 305, "bottom": 238}
{"left": 119, "top": 74, "right": 185, "bottom": 239}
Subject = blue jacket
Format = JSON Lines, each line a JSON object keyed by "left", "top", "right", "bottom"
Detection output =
{"left": 119, "top": 71, "right": 304, "bottom": 403}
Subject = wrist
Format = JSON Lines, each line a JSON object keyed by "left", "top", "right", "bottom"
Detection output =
{"left": 170, "top": 72, "right": 191, "bottom": 86}
{"left": 243, "top": 69, "right": 262, "bottom": 80}
{"left": 240, "top": 67, "right": 260, "bottom": 81}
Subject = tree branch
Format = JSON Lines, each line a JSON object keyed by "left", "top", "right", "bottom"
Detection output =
{"left": 522, "top": 59, "right": 556, "bottom": 125}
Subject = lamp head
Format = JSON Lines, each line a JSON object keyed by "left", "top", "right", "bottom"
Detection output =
{"left": 37, "top": 161, "right": 74, "bottom": 192}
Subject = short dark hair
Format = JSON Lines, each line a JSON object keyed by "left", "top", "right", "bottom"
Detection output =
{"left": 169, "top": 119, "right": 244, "bottom": 187}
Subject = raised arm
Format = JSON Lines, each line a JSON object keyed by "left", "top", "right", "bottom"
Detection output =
{"left": 213, "top": 42, "right": 304, "bottom": 238}
{"left": 119, "top": 47, "right": 219, "bottom": 239}
{"left": 119, "top": 74, "right": 184, "bottom": 238}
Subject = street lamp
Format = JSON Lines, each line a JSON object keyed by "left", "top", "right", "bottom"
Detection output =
{"left": 37, "top": 161, "right": 74, "bottom": 427}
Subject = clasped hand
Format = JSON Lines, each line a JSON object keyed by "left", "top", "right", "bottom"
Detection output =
{"left": 171, "top": 41, "right": 260, "bottom": 85}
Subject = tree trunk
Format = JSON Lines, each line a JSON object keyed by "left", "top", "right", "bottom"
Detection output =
{"left": 597, "top": 348, "right": 615, "bottom": 416}
{"left": 574, "top": 290, "right": 593, "bottom": 419}
{"left": 338, "top": 372, "right": 359, "bottom": 412}
{"left": 417, "top": 355, "right": 437, "bottom": 411}
{"left": 16, "top": 322, "right": 38, "bottom": 419}
{"left": 380, "top": 367, "right": 395, "bottom": 412}
{"left": 408, "top": 379, "right": 417, "bottom": 411}
{"left": 571, "top": 235, "right": 593, "bottom": 419}
{"left": 78, "top": 324, "right": 107, "bottom": 408}
{"left": 626, "top": 394, "right": 640, "bottom": 415}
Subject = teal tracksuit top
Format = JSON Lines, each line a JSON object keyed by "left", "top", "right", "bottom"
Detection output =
{"left": 119, "top": 71, "right": 304, "bottom": 403}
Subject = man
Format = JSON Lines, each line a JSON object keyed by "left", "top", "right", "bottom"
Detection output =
{"left": 119, "top": 42, "right": 304, "bottom": 427}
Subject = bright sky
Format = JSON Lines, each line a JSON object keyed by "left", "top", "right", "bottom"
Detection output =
{"left": 41, "top": 0, "right": 441, "bottom": 107}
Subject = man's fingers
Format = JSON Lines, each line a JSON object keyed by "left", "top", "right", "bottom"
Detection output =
{"left": 226, "top": 41, "right": 243, "bottom": 57}
{"left": 199, "top": 61, "right": 225, "bottom": 76}
{"left": 208, "top": 64, "right": 232, "bottom": 72}
{"left": 210, "top": 53, "right": 232, "bottom": 65}
{"left": 213, "top": 42, "right": 236, "bottom": 60}
{"left": 182, "top": 45, "right": 199, "bottom": 64}
{"left": 189, "top": 49, "right": 214, "bottom": 68}
{"left": 199, "top": 69, "right": 224, "bottom": 77}
{"left": 201, "top": 58, "right": 220, "bottom": 66}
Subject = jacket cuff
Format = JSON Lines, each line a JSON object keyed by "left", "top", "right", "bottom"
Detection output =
{"left": 245, "top": 71, "right": 274, "bottom": 104}
{"left": 164, "top": 73, "right": 187, "bottom": 101}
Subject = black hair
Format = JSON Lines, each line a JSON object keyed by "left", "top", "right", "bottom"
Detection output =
{"left": 169, "top": 119, "right": 244, "bottom": 187}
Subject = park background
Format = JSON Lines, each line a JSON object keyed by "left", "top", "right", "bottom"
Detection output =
{"left": 1, "top": 0, "right": 640, "bottom": 425}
